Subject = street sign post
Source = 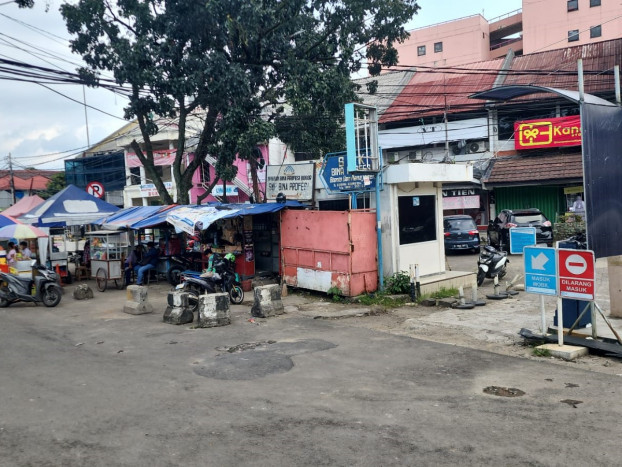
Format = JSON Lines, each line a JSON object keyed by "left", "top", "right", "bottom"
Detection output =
{"left": 319, "top": 153, "right": 377, "bottom": 193}
{"left": 509, "top": 227, "right": 536, "bottom": 254}
{"left": 524, "top": 246, "right": 557, "bottom": 295}
{"left": 86, "top": 181, "right": 105, "bottom": 199}
{"left": 558, "top": 248, "right": 596, "bottom": 300}
{"left": 524, "top": 246, "right": 557, "bottom": 335}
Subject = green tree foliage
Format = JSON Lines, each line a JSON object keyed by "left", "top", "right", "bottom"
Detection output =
{"left": 61, "top": 0, "right": 419, "bottom": 204}
{"left": 40, "top": 172, "right": 66, "bottom": 199}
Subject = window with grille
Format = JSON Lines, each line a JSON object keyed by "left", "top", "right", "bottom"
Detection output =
{"left": 417, "top": 45, "right": 426, "bottom": 56}
{"left": 434, "top": 42, "right": 443, "bottom": 53}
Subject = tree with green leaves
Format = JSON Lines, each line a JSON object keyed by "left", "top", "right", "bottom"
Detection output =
{"left": 61, "top": 0, "right": 419, "bottom": 204}
{"left": 39, "top": 172, "right": 66, "bottom": 199}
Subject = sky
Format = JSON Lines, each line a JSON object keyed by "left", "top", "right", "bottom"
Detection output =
{"left": 0, "top": 0, "right": 522, "bottom": 171}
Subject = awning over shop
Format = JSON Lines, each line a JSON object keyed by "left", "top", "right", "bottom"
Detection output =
{"left": 483, "top": 153, "right": 583, "bottom": 187}
{"left": 96, "top": 206, "right": 164, "bottom": 230}
{"left": 130, "top": 205, "right": 184, "bottom": 230}
{"left": 165, "top": 201, "right": 304, "bottom": 235}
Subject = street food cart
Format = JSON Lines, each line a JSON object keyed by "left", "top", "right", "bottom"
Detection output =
{"left": 49, "top": 229, "right": 71, "bottom": 283}
{"left": 87, "top": 230, "right": 130, "bottom": 291}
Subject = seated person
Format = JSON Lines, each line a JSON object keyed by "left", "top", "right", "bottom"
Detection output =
{"left": 134, "top": 242, "right": 159, "bottom": 285}
{"left": 124, "top": 244, "right": 144, "bottom": 286}
{"left": 19, "top": 241, "right": 32, "bottom": 259}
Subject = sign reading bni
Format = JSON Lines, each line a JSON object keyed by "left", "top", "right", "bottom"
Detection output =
{"left": 319, "top": 154, "right": 377, "bottom": 193}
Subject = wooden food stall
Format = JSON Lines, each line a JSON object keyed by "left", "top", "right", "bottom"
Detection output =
{"left": 87, "top": 230, "right": 129, "bottom": 291}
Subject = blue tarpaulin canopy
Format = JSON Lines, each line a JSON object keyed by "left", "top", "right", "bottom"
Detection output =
{"left": 20, "top": 185, "right": 120, "bottom": 227}
{"left": 165, "top": 201, "right": 304, "bottom": 234}
{"left": 130, "top": 205, "right": 184, "bottom": 230}
{"left": 96, "top": 205, "right": 166, "bottom": 230}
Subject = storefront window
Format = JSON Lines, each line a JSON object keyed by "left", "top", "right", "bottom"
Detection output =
{"left": 398, "top": 195, "right": 437, "bottom": 245}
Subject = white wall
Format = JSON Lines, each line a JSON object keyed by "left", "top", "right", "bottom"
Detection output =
{"left": 379, "top": 182, "right": 446, "bottom": 277}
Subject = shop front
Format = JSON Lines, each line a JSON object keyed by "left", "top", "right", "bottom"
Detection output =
{"left": 442, "top": 186, "right": 488, "bottom": 228}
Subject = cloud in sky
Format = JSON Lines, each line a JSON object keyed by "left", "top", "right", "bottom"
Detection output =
{"left": 0, "top": 0, "right": 521, "bottom": 171}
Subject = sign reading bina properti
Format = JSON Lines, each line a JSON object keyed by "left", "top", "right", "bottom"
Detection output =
{"left": 266, "top": 163, "right": 315, "bottom": 201}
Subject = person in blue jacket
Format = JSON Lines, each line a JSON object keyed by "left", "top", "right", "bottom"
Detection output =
{"left": 134, "top": 241, "right": 159, "bottom": 285}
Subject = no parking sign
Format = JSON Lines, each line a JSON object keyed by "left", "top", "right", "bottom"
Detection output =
{"left": 86, "top": 181, "right": 105, "bottom": 199}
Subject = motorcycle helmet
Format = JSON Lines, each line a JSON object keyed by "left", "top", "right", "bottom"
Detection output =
{"left": 224, "top": 253, "right": 236, "bottom": 262}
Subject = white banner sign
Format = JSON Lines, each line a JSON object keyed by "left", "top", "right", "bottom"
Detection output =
{"left": 140, "top": 182, "right": 173, "bottom": 197}
{"left": 442, "top": 195, "right": 479, "bottom": 210}
{"left": 212, "top": 185, "right": 239, "bottom": 196}
{"left": 266, "top": 163, "right": 315, "bottom": 201}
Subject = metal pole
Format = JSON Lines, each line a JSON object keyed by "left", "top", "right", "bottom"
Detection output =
{"left": 557, "top": 296, "right": 564, "bottom": 346}
{"left": 577, "top": 58, "right": 584, "bottom": 102}
{"left": 375, "top": 172, "right": 384, "bottom": 291}
{"left": 540, "top": 294, "right": 546, "bottom": 335}
{"left": 415, "top": 264, "right": 421, "bottom": 298}
{"left": 615, "top": 65, "right": 621, "bottom": 106}
{"left": 82, "top": 86, "right": 90, "bottom": 147}
{"left": 8, "top": 152, "right": 15, "bottom": 205}
{"left": 590, "top": 301, "right": 597, "bottom": 339}
{"left": 409, "top": 264, "right": 415, "bottom": 302}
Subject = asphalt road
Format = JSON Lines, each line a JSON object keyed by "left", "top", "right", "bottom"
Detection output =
{"left": 1, "top": 285, "right": 621, "bottom": 466}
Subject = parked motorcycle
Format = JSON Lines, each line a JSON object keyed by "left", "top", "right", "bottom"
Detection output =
{"left": 0, "top": 261, "right": 63, "bottom": 308}
{"left": 166, "top": 251, "right": 203, "bottom": 285}
{"left": 175, "top": 254, "right": 244, "bottom": 311}
{"left": 477, "top": 245, "right": 508, "bottom": 286}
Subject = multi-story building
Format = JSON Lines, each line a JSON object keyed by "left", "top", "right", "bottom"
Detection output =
{"left": 392, "top": 0, "right": 620, "bottom": 69}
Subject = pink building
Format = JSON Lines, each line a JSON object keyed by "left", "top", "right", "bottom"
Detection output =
{"left": 188, "top": 145, "right": 268, "bottom": 204}
{"left": 522, "top": 0, "right": 620, "bottom": 54}
{"left": 391, "top": 1, "right": 619, "bottom": 70}
{"left": 390, "top": 11, "right": 522, "bottom": 69}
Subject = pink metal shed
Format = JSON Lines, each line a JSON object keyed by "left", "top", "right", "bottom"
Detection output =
{"left": 281, "top": 210, "right": 378, "bottom": 296}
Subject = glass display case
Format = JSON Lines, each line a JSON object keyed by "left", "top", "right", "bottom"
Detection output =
{"left": 87, "top": 231, "right": 130, "bottom": 291}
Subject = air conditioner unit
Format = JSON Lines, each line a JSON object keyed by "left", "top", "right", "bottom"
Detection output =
{"left": 386, "top": 152, "right": 400, "bottom": 164}
{"left": 467, "top": 141, "right": 481, "bottom": 154}
{"left": 407, "top": 150, "right": 422, "bottom": 161}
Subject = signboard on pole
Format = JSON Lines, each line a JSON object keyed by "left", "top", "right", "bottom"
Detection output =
{"left": 266, "top": 163, "right": 315, "bottom": 201}
{"left": 509, "top": 227, "right": 536, "bottom": 254}
{"left": 319, "top": 153, "right": 377, "bottom": 193}
{"left": 524, "top": 246, "right": 557, "bottom": 295}
{"left": 558, "top": 249, "right": 595, "bottom": 300}
{"left": 86, "top": 181, "right": 105, "bottom": 199}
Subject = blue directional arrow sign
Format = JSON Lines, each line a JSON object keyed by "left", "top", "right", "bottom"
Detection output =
{"left": 524, "top": 246, "right": 557, "bottom": 295}
{"left": 509, "top": 227, "right": 537, "bottom": 254}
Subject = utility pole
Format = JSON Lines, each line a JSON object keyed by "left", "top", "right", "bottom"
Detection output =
{"left": 8, "top": 153, "right": 15, "bottom": 204}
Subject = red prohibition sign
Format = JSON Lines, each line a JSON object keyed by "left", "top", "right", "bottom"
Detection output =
{"left": 86, "top": 181, "right": 105, "bottom": 199}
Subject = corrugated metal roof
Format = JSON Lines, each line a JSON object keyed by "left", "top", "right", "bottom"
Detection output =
{"left": 380, "top": 58, "right": 505, "bottom": 124}
{"left": 381, "top": 38, "right": 622, "bottom": 125}
{"left": 501, "top": 38, "right": 622, "bottom": 94}
{"left": 354, "top": 70, "right": 416, "bottom": 116}
{"left": 484, "top": 153, "right": 583, "bottom": 185}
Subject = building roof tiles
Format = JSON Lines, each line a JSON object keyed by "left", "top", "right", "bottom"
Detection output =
{"left": 484, "top": 152, "right": 583, "bottom": 185}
